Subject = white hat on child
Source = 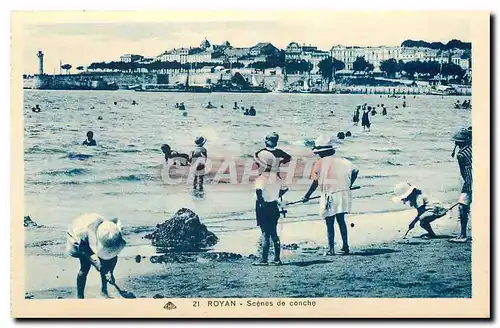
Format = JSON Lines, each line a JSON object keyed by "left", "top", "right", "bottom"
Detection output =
{"left": 87, "top": 216, "right": 126, "bottom": 260}
{"left": 392, "top": 182, "right": 417, "bottom": 203}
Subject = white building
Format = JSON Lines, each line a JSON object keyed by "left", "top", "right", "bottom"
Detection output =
{"left": 331, "top": 45, "right": 446, "bottom": 71}
{"left": 120, "top": 54, "right": 144, "bottom": 63}
{"left": 285, "top": 42, "right": 330, "bottom": 73}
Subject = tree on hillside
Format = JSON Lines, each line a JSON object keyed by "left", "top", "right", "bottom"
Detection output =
{"left": 265, "top": 50, "right": 286, "bottom": 68}
{"left": 61, "top": 64, "right": 72, "bottom": 74}
{"left": 76, "top": 66, "right": 85, "bottom": 73}
{"left": 284, "top": 59, "right": 313, "bottom": 74}
{"left": 223, "top": 61, "right": 244, "bottom": 69}
{"left": 401, "top": 60, "right": 420, "bottom": 78}
{"left": 380, "top": 58, "right": 400, "bottom": 77}
{"left": 317, "top": 57, "right": 345, "bottom": 81}
{"left": 249, "top": 61, "right": 275, "bottom": 70}
{"left": 445, "top": 39, "right": 472, "bottom": 50}
{"left": 401, "top": 39, "right": 471, "bottom": 51}
{"left": 441, "top": 62, "right": 465, "bottom": 80}
{"left": 352, "top": 56, "right": 373, "bottom": 73}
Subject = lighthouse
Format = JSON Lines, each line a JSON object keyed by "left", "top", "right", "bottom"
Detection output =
{"left": 37, "top": 50, "right": 44, "bottom": 75}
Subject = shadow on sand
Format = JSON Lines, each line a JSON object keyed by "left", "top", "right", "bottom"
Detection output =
{"left": 350, "top": 248, "right": 399, "bottom": 256}
{"left": 412, "top": 234, "right": 455, "bottom": 239}
{"left": 284, "top": 260, "right": 334, "bottom": 267}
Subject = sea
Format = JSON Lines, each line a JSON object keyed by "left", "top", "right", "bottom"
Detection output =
{"left": 23, "top": 90, "right": 472, "bottom": 237}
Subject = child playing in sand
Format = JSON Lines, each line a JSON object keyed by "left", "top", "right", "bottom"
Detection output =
{"left": 66, "top": 213, "right": 126, "bottom": 299}
{"left": 392, "top": 183, "right": 448, "bottom": 238}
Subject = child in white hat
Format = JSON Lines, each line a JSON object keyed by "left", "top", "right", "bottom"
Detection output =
{"left": 66, "top": 213, "right": 126, "bottom": 298}
{"left": 392, "top": 183, "right": 447, "bottom": 238}
{"left": 302, "top": 135, "right": 359, "bottom": 255}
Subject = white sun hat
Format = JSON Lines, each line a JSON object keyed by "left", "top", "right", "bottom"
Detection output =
{"left": 88, "top": 217, "right": 126, "bottom": 260}
{"left": 312, "top": 135, "right": 342, "bottom": 154}
{"left": 392, "top": 182, "right": 417, "bottom": 203}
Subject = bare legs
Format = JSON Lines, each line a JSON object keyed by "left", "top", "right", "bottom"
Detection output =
{"left": 325, "top": 214, "right": 349, "bottom": 254}
{"left": 76, "top": 256, "right": 117, "bottom": 299}
{"left": 193, "top": 175, "right": 204, "bottom": 191}
{"left": 260, "top": 223, "right": 280, "bottom": 263}
{"left": 100, "top": 257, "right": 118, "bottom": 298}
{"left": 458, "top": 204, "right": 470, "bottom": 238}
{"left": 77, "top": 257, "right": 91, "bottom": 299}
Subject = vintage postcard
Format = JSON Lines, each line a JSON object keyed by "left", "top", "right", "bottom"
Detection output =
{"left": 11, "top": 11, "right": 490, "bottom": 318}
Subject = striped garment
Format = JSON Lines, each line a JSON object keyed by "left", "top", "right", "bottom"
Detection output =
{"left": 456, "top": 145, "right": 472, "bottom": 193}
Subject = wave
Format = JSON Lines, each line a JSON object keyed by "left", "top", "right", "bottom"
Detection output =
{"left": 28, "top": 172, "right": 160, "bottom": 186}
{"left": 25, "top": 146, "right": 67, "bottom": 154}
{"left": 362, "top": 174, "right": 392, "bottom": 179}
{"left": 41, "top": 168, "right": 90, "bottom": 176}
{"left": 372, "top": 148, "right": 402, "bottom": 154}
{"left": 116, "top": 148, "right": 142, "bottom": 153}
{"left": 144, "top": 148, "right": 162, "bottom": 153}
{"left": 385, "top": 160, "right": 402, "bottom": 166}
{"left": 68, "top": 153, "right": 93, "bottom": 160}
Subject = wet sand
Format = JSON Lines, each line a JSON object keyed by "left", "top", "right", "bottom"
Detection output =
{"left": 24, "top": 210, "right": 471, "bottom": 299}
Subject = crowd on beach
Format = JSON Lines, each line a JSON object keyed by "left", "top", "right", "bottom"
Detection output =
{"left": 28, "top": 96, "right": 472, "bottom": 298}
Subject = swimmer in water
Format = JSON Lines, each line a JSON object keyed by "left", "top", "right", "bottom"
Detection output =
{"left": 31, "top": 104, "right": 41, "bottom": 113}
{"left": 82, "top": 131, "right": 97, "bottom": 146}
{"left": 353, "top": 106, "right": 360, "bottom": 125}
{"left": 361, "top": 106, "right": 371, "bottom": 131}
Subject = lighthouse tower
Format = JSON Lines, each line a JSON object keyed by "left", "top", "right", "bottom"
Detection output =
{"left": 37, "top": 50, "right": 44, "bottom": 75}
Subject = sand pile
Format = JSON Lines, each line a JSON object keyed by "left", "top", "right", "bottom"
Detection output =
{"left": 145, "top": 208, "right": 218, "bottom": 252}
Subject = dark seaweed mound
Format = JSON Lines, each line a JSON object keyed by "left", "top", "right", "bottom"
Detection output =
{"left": 145, "top": 208, "right": 218, "bottom": 252}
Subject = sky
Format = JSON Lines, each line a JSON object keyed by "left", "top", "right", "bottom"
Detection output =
{"left": 17, "top": 11, "right": 473, "bottom": 74}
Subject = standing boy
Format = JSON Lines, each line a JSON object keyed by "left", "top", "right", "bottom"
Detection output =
{"left": 253, "top": 150, "right": 289, "bottom": 266}
{"left": 449, "top": 127, "right": 472, "bottom": 243}
{"left": 190, "top": 136, "right": 208, "bottom": 192}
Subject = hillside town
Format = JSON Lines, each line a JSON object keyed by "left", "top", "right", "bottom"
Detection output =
{"left": 24, "top": 38, "right": 472, "bottom": 94}
{"left": 95, "top": 38, "right": 471, "bottom": 78}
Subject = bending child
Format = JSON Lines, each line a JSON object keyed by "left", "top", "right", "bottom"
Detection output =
{"left": 392, "top": 183, "right": 448, "bottom": 238}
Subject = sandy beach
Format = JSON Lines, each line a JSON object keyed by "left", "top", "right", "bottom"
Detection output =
{"left": 24, "top": 209, "right": 471, "bottom": 299}
{"left": 21, "top": 91, "right": 473, "bottom": 300}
